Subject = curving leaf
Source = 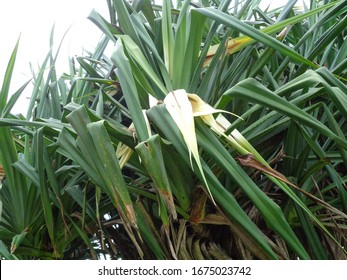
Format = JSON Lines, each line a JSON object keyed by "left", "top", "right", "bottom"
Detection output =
{"left": 163, "top": 90, "right": 213, "bottom": 202}
{"left": 136, "top": 135, "right": 177, "bottom": 220}
{"left": 10, "top": 227, "right": 29, "bottom": 254}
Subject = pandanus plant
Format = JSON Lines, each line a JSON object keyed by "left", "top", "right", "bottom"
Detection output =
{"left": 0, "top": 0, "right": 347, "bottom": 259}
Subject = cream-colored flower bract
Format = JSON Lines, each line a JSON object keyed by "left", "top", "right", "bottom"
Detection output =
{"left": 188, "top": 94, "right": 248, "bottom": 155}
{"left": 116, "top": 110, "right": 151, "bottom": 169}
{"left": 116, "top": 122, "right": 136, "bottom": 169}
{"left": 164, "top": 90, "right": 198, "bottom": 168}
{"left": 151, "top": 89, "right": 243, "bottom": 203}
{"left": 162, "top": 90, "right": 214, "bottom": 201}
{"left": 116, "top": 142, "right": 133, "bottom": 169}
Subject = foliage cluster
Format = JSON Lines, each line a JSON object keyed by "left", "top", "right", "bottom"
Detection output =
{"left": 0, "top": 0, "right": 347, "bottom": 259}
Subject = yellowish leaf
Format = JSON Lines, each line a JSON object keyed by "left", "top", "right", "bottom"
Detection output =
{"left": 163, "top": 90, "right": 214, "bottom": 202}
{"left": 116, "top": 143, "right": 133, "bottom": 169}
{"left": 164, "top": 90, "right": 197, "bottom": 168}
{"left": 116, "top": 123, "right": 135, "bottom": 169}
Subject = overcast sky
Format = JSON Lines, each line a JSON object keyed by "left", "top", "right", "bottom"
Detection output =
{"left": 0, "top": 0, "right": 109, "bottom": 114}
{"left": 0, "top": 0, "right": 306, "bottom": 114}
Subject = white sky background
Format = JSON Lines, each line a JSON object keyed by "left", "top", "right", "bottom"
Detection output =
{"left": 0, "top": 0, "right": 109, "bottom": 114}
{"left": 0, "top": 0, "right": 308, "bottom": 115}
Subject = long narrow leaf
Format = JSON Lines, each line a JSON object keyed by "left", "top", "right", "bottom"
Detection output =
{"left": 0, "top": 38, "right": 20, "bottom": 115}
{"left": 219, "top": 78, "right": 347, "bottom": 149}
